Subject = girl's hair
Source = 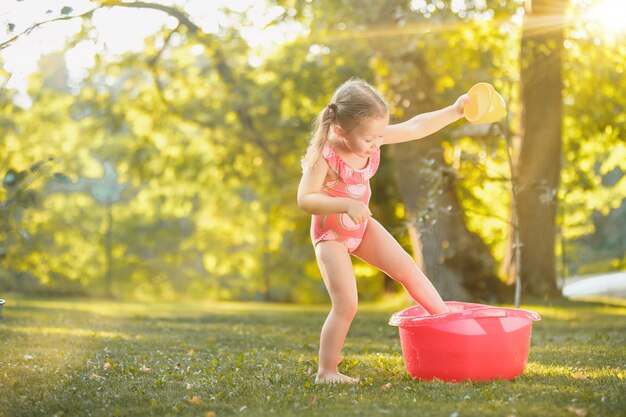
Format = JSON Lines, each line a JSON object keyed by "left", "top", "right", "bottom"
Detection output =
{"left": 301, "top": 78, "right": 388, "bottom": 170}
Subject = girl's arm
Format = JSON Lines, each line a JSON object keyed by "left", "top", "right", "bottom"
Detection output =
{"left": 297, "top": 157, "right": 371, "bottom": 221}
{"left": 383, "top": 95, "right": 469, "bottom": 145}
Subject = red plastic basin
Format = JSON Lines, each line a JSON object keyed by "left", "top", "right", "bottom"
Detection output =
{"left": 389, "top": 301, "right": 541, "bottom": 382}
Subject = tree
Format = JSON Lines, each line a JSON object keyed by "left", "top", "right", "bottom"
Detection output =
{"left": 558, "top": 1, "right": 626, "bottom": 278}
{"left": 2, "top": 0, "right": 517, "bottom": 301}
{"left": 360, "top": 4, "right": 518, "bottom": 302}
{"left": 3, "top": 0, "right": 622, "bottom": 302}
{"left": 515, "top": 0, "right": 567, "bottom": 298}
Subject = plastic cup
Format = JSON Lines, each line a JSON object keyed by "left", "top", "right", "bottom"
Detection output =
{"left": 464, "top": 82, "right": 507, "bottom": 124}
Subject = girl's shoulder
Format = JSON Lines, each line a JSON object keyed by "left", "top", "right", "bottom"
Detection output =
{"left": 301, "top": 148, "right": 329, "bottom": 175}
{"left": 321, "top": 144, "right": 342, "bottom": 174}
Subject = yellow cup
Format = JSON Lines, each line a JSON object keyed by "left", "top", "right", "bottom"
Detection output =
{"left": 463, "top": 82, "right": 507, "bottom": 124}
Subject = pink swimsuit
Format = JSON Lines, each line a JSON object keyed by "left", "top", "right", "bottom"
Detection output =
{"left": 310, "top": 145, "right": 381, "bottom": 252}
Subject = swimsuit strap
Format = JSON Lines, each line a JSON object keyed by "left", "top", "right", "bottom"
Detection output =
{"left": 322, "top": 145, "right": 380, "bottom": 183}
{"left": 368, "top": 147, "right": 381, "bottom": 178}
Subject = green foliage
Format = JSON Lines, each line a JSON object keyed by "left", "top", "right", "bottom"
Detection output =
{"left": 559, "top": 2, "right": 626, "bottom": 275}
{"left": 0, "top": 0, "right": 623, "bottom": 300}
{"left": 0, "top": 157, "right": 71, "bottom": 271}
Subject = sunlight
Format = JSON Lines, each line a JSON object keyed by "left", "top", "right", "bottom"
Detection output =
{"left": 0, "top": 324, "right": 136, "bottom": 340}
{"left": 0, "top": 0, "right": 300, "bottom": 102}
{"left": 525, "top": 361, "right": 625, "bottom": 379}
{"left": 589, "top": 0, "right": 626, "bottom": 32}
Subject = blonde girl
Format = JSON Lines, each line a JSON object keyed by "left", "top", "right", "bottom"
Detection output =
{"left": 298, "top": 78, "right": 469, "bottom": 383}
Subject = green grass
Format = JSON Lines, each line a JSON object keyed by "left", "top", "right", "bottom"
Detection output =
{"left": 0, "top": 294, "right": 624, "bottom": 417}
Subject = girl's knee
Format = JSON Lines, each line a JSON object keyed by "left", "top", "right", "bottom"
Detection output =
{"left": 331, "top": 298, "right": 358, "bottom": 319}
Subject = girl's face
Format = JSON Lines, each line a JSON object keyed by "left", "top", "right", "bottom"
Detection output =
{"left": 334, "top": 115, "right": 388, "bottom": 158}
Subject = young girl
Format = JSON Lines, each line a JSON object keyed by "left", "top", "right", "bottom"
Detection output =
{"left": 297, "top": 78, "right": 469, "bottom": 384}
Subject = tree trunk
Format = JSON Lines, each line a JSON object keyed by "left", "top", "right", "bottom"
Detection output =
{"left": 378, "top": 54, "right": 510, "bottom": 302}
{"left": 105, "top": 203, "right": 113, "bottom": 297}
{"left": 390, "top": 139, "right": 508, "bottom": 302}
{"left": 262, "top": 202, "right": 271, "bottom": 301}
{"left": 517, "top": 0, "right": 566, "bottom": 298}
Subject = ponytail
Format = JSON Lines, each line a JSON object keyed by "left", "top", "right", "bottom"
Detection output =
{"left": 301, "top": 104, "right": 336, "bottom": 171}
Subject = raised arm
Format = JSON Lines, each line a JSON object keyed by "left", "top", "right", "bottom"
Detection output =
{"left": 383, "top": 95, "right": 469, "bottom": 145}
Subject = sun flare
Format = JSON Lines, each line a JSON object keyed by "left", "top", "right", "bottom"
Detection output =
{"left": 590, "top": 0, "right": 626, "bottom": 32}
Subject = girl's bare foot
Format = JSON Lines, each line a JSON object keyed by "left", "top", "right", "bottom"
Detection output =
{"left": 315, "top": 372, "right": 359, "bottom": 384}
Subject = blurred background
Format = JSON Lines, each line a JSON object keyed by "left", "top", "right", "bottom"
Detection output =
{"left": 1, "top": 0, "right": 624, "bottom": 303}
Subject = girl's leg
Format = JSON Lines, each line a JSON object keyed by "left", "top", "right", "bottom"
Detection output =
{"left": 353, "top": 218, "right": 449, "bottom": 315}
{"left": 314, "top": 240, "right": 359, "bottom": 383}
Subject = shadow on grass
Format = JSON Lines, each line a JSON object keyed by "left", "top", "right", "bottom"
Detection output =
{"left": 1, "top": 296, "right": 624, "bottom": 416}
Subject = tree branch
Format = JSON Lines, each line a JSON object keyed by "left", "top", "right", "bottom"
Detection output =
{"left": 102, "top": 1, "right": 277, "bottom": 166}
{"left": 146, "top": 25, "right": 219, "bottom": 131}
{"left": 101, "top": 0, "right": 202, "bottom": 34}
{"left": 0, "top": 8, "right": 98, "bottom": 51}
{"left": 2, "top": 1, "right": 279, "bottom": 169}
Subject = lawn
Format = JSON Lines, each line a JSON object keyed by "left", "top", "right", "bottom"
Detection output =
{"left": 0, "top": 294, "right": 624, "bottom": 417}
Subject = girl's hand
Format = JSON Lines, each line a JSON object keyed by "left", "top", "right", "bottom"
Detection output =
{"left": 345, "top": 200, "right": 372, "bottom": 224}
{"left": 452, "top": 94, "right": 471, "bottom": 117}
